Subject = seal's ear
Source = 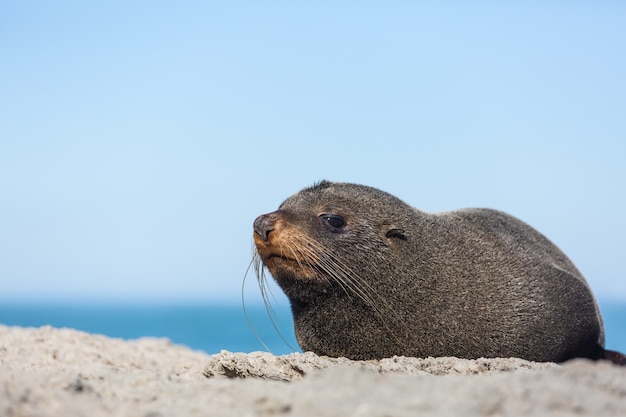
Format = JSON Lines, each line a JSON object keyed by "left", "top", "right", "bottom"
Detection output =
{"left": 383, "top": 226, "right": 406, "bottom": 240}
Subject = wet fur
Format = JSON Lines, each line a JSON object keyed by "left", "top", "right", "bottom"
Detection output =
{"left": 253, "top": 181, "right": 624, "bottom": 364}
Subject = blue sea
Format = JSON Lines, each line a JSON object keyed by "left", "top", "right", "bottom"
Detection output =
{"left": 1, "top": 300, "right": 625, "bottom": 356}
{"left": 0, "top": 302, "right": 300, "bottom": 355}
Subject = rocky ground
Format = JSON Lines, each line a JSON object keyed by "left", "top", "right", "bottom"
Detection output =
{"left": 1, "top": 325, "right": 625, "bottom": 417}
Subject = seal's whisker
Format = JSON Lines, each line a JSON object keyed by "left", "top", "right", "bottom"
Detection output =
{"left": 286, "top": 242, "right": 306, "bottom": 270}
{"left": 243, "top": 255, "right": 272, "bottom": 352}
{"left": 317, "top": 251, "right": 412, "bottom": 349}
{"left": 277, "top": 233, "right": 390, "bottom": 335}
{"left": 250, "top": 247, "right": 299, "bottom": 353}
{"left": 258, "top": 230, "right": 409, "bottom": 351}
{"left": 299, "top": 236, "right": 389, "bottom": 318}
{"left": 299, "top": 236, "right": 379, "bottom": 301}
{"left": 297, "top": 234, "right": 411, "bottom": 346}
{"left": 253, "top": 253, "right": 272, "bottom": 312}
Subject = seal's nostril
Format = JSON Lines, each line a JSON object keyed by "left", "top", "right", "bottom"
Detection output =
{"left": 253, "top": 214, "right": 275, "bottom": 243}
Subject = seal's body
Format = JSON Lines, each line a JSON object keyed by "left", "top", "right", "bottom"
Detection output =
{"left": 253, "top": 181, "right": 621, "bottom": 363}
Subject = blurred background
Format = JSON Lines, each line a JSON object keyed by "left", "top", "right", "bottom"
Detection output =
{"left": 1, "top": 2, "right": 624, "bottom": 355}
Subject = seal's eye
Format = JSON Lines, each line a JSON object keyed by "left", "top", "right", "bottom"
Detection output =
{"left": 320, "top": 214, "right": 346, "bottom": 230}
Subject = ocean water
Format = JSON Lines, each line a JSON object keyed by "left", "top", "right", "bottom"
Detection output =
{"left": 1, "top": 300, "right": 625, "bottom": 357}
{"left": 0, "top": 302, "right": 300, "bottom": 355}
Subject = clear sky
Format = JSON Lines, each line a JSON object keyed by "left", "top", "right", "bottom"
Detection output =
{"left": 1, "top": 2, "right": 625, "bottom": 304}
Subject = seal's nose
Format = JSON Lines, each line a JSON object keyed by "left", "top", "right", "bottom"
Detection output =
{"left": 253, "top": 214, "right": 275, "bottom": 243}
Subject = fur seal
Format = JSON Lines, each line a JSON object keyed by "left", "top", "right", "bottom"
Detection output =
{"left": 253, "top": 181, "right": 625, "bottom": 364}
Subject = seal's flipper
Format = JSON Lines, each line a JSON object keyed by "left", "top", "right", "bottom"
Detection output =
{"left": 602, "top": 348, "right": 626, "bottom": 366}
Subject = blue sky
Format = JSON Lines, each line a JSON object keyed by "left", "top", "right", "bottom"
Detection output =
{"left": 1, "top": 2, "right": 625, "bottom": 304}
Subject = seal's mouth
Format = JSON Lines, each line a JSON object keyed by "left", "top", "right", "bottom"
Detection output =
{"left": 257, "top": 245, "right": 321, "bottom": 281}
{"left": 259, "top": 251, "right": 312, "bottom": 276}
{"left": 263, "top": 253, "right": 299, "bottom": 265}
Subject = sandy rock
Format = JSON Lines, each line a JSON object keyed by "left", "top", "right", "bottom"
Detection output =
{"left": 203, "top": 350, "right": 556, "bottom": 381}
{"left": 1, "top": 324, "right": 625, "bottom": 417}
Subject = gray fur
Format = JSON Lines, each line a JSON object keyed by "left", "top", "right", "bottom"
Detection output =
{"left": 254, "top": 181, "right": 609, "bottom": 362}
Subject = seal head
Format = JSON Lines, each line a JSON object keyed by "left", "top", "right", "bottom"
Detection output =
{"left": 253, "top": 181, "right": 621, "bottom": 363}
